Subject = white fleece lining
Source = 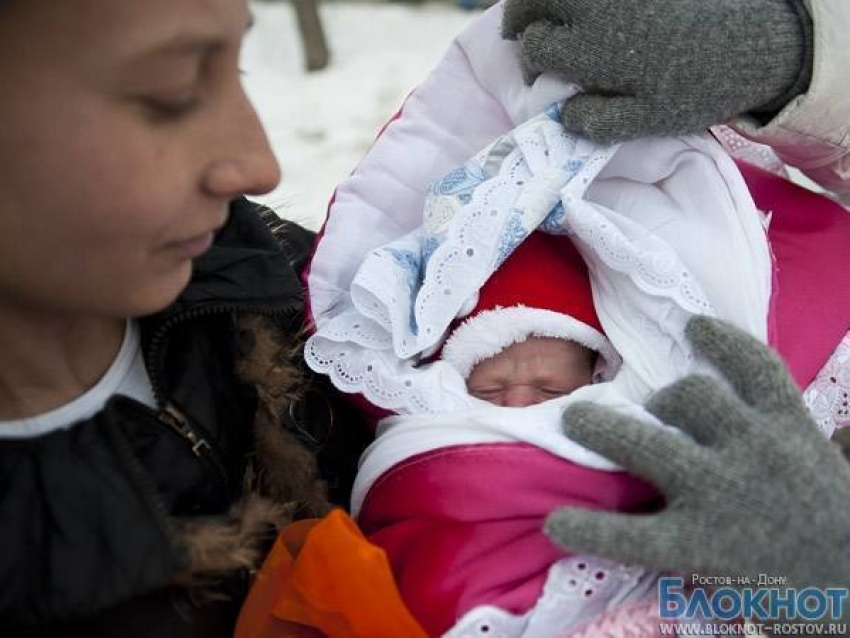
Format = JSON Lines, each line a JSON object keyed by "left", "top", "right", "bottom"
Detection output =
{"left": 441, "top": 305, "right": 618, "bottom": 378}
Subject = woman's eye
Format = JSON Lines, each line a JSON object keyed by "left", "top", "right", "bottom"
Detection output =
{"left": 140, "top": 93, "right": 201, "bottom": 121}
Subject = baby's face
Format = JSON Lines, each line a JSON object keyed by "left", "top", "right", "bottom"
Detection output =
{"left": 466, "top": 337, "right": 595, "bottom": 407}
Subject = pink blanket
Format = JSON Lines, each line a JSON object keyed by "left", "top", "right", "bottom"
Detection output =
{"left": 358, "top": 442, "right": 659, "bottom": 636}
{"left": 736, "top": 161, "right": 850, "bottom": 388}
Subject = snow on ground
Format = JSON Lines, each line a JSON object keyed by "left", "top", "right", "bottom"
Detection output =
{"left": 242, "top": 1, "right": 479, "bottom": 230}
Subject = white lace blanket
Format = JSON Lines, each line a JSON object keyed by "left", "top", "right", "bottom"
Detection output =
{"left": 305, "top": 102, "right": 771, "bottom": 415}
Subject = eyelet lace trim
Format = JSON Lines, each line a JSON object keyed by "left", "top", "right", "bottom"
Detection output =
{"left": 803, "top": 330, "right": 850, "bottom": 438}
{"left": 711, "top": 125, "right": 789, "bottom": 177}
{"left": 444, "top": 556, "right": 660, "bottom": 638}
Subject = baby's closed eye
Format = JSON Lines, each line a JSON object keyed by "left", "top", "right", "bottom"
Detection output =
{"left": 468, "top": 385, "right": 505, "bottom": 401}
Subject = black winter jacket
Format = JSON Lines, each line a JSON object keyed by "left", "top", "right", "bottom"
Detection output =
{"left": 0, "top": 199, "right": 365, "bottom": 637}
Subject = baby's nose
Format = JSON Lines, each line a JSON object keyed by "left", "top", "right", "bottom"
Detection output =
{"left": 501, "top": 385, "right": 544, "bottom": 408}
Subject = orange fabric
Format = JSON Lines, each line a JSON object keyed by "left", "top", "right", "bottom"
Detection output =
{"left": 235, "top": 509, "right": 427, "bottom": 638}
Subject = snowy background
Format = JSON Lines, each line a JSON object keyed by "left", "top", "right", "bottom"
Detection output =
{"left": 242, "top": 1, "right": 480, "bottom": 230}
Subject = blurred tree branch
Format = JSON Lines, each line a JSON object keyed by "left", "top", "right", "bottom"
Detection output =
{"left": 292, "top": 0, "right": 330, "bottom": 72}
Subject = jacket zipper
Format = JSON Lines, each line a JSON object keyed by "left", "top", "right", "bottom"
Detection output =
{"left": 157, "top": 400, "right": 232, "bottom": 496}
{"left": 158, "top": 402, "right": 212, "bottom": 458}
{"left": 145, "top": 301, "right": 300, "bottom": 489}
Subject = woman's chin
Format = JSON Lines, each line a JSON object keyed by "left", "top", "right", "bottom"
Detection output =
{"left": 126, "top": 264, "right": 193, "bottom": 317}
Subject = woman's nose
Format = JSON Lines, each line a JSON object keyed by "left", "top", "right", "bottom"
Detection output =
{"left": 203, "top": 91, "right": 281, "bottom": 198}
{"left": 501, "top": 385, "right": 543, "bottom": 408}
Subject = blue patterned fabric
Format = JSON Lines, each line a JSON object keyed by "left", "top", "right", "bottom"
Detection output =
{"left": 343, "top": 103, "right": 615, "bottom": 360}
{"left": 385, "top": 247, "right": 424, "bottom": 335}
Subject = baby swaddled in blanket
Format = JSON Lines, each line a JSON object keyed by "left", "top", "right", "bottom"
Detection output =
{"left": 355, "top": 231, "right": 666, "bottom": 638}
{"left": 299, "top": 102, "right": 773, "bottom": 637}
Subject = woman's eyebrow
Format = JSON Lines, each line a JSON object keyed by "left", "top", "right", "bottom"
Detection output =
{"left": 134, "top": 16, "right": 254, "bottom": 61}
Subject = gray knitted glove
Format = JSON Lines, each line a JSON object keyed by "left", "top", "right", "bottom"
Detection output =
{"left": 502, "top": 0, "right": 814, "bottom": 144}
{"left": 546, "top": 316, "right": 850, "bottom": 594}
{"left": 834, "top": 427, "right": 850, "bottom": 463}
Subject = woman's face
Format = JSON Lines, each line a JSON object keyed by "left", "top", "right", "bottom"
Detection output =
{"left": 0, "top": 0, "right": 280, "bottom": 319}
{"left": 467, "top": 337, "right": 595, "bottom": 407}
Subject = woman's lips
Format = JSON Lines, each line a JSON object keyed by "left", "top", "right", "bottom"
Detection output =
{"left": 164, "top": 231, "right": 215, "bottom": 259}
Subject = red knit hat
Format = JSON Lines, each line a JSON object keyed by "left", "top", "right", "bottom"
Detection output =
{"left": 441, "top": 232, "right": 618, "bottom": 378}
